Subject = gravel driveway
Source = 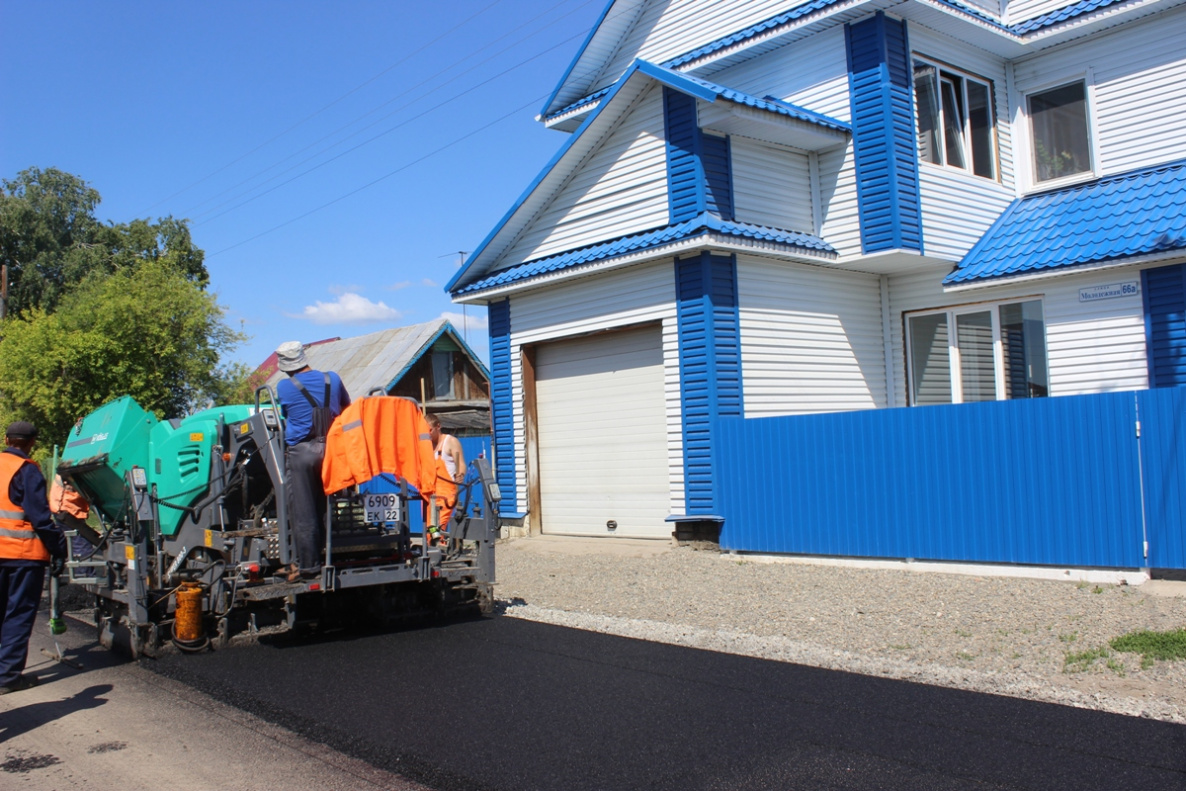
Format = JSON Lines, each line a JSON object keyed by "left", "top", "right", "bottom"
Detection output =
{"left": 494, "top": 536, "right": 1186, "bottom": 723}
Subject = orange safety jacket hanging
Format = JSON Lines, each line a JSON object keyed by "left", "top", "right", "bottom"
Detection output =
{"left": 0, "top": 453, "right": 50, "bottom": 562}
{"left": 50, "top": 474, "right": 90, "bottom": 519}
{"left": 321, "top": 396, "right": 438, "bottom": 496}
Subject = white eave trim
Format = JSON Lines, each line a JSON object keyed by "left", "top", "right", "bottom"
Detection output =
{"left": 452, "top": 233, "right": 837, "bottom": 303}
{"left": 942, "top": 249, "right": 1186, "bottom": 292}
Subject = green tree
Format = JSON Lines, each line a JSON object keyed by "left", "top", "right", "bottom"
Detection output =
{"left": 0, "top": 261, "right": 244, "bottom": 447}
{"left": 0, "top": 167, "right": 207, "bottom": 315}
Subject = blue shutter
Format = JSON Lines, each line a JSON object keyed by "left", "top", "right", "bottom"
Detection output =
{"left": 676, "top": 253, "right": 742, "bottom": 515}
{"left": 487, "top": 299, "right": 519, "bottom": 514}
{"left": 664, "top": 88, "right": 734, "bottom": 223}
{"left": 1143, "top": 263, "right": 1186, "bottom": 388}
{"left": 845, "top": 12, "right": 923, "bottom": 253}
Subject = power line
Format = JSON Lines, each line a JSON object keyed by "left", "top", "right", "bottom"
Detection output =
{"left": 204, "top": 0, "right": 642, "bottom": 257}
{"left": 209, "top": 93, "right": 547, "bottom": 258}
{"left": 140, "top": 0, "right": 509, "bottom": 214}
{"left": 194, "top": 33, "right": 585, "bottom": 227}
{"left": 186, "top": 1, "right": 598, "bottom": 224}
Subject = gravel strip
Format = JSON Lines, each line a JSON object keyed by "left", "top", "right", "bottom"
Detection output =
{"left": 494, "top": 539, "right": 1186, "bottom": 723}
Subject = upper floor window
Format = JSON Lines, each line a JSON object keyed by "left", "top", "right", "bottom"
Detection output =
{"left": 907, "top": 299, "right": 1049, "bottom": 405}
{"left": 913, "top": 59, "right": 996, "bottom": 180}
{"left": 1028, "top": 80, "right": 1092, "bottom": 184}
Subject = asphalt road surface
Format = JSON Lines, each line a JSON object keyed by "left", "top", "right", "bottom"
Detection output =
{"left": 140, "top": 613, "right": 1186, "bottom": 791}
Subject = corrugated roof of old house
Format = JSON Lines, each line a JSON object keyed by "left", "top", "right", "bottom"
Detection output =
{"left": 261, "top": 319, "right": 490, "bottom": 399}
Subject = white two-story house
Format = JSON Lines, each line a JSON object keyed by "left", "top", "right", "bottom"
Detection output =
{"left": 448, "top": 0, "right": 1186, "bottom": 541}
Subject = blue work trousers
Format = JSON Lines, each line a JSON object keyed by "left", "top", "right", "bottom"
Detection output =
{"left": 0, "top": 562, "right": 46, "bottom": 686}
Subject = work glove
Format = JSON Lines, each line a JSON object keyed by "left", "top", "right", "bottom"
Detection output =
{"left": 50, "top": 555, "right": 66, "bottom": 577}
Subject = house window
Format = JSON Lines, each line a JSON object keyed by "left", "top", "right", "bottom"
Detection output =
{"left": 913, "top": 59, "right": 996, "bottom": 179}
{"left": 907, "top": 299, "right": 1048, "bottom": 405}
{"left": 1028, "top": 81, "right": 1091, "bottom": 183}
{"left": 431, "top": 352, "right": 454, "bottom": 400}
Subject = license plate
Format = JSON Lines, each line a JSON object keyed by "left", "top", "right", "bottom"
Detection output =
{"left": 363, "top": 493, "right": 400, "bottom": 524}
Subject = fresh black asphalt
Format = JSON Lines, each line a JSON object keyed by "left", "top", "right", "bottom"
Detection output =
{"left": 140, "top": 613, "right": 1186, "bottom": 790}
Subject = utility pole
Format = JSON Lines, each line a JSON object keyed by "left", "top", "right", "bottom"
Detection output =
{"left": 439, "top": 251, "right": 470, "bottom": 343}
{"left": 456, "top": 251, "right": 469, "bottom": 345}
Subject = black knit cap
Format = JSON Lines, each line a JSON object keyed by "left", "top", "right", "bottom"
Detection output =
{"left": 5, "top": 421, "right": 38, "bottom": 441}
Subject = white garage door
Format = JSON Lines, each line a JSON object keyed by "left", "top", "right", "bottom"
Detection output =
{"left": 535, "top": 325, "right": 670, "bottom": 537}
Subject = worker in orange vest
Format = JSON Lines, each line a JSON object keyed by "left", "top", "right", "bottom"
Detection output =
{"left": 0, "top": 421, "right": 66, "bottom": 694}
{"left": 424, "top": 413, "right": 464, "bottom": 546}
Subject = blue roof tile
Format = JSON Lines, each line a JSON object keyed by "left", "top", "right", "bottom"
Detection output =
{"left": 945, "top": 159, "right": 1186, "bottom": 285}
{"left": 456, "top": 213, "right": 834, "bottom": 295}
{"left": 546, "top": 0, "right": 1145, "bottom": 124}
{"left": 549, "top": 62, "right": 849, "bottom": 133}
{"left": 1011, "top": 0, "right": 1129, "bottom": 34}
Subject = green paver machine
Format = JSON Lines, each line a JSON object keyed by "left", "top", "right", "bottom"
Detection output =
{"left": 56, "top": 391, "right": 500, "bottom": 657}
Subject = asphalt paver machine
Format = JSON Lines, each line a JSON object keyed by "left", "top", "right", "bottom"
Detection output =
{"left": 56, "top": 390, "right": 500, "bottom": 657}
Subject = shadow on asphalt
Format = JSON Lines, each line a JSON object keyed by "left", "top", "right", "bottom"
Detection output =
{"left": 0, "top": 684, "right": 112, "bottom": 744}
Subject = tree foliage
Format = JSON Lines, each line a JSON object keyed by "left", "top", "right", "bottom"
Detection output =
{"left": 0, "top": 261, "right": 245, "bottom": 448}
{"left": 0, "top": 166, "right": 207, "bottom": 315}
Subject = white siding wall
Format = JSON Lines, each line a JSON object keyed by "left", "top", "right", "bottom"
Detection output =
{"left": 887, "top": 265, "right": 1153, "bottom": 406}
{"left": 508, "top": 261, "right": 685, "bottom": 517}
{"left": 816, "top": 144, "right": 863, "bottom": 258}
{"left": 909, "top": 27, "right": 1017, "bottom": 260}
{"left": 594, "top": 0, "right": 800, "bottom": 94}
{"left": 713, "top": 28, "right": 862, "bottom": 255}
{"left": 731, "top": 137, "right": 816, "bottom": 232}
{"left": 499, "top": 85, "right": 669, "bottom": 267}
{"left": 712, "top": 27, "right": 853, "bottom": 122}
{"left": 1004, "top": 0, "right": 1073, "bottom": 24}
{"left": 738, "top": 255, "right": 887, "bottom": 416}
{"left": 963, "top": 0, "right": 1003, "bottom": 19}
{"left": 1012, "top": 8, "right": 1186, "bottom": 184}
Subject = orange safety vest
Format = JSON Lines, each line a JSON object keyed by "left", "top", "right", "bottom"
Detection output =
{"left": 0, "top": 453, "right": 50, "bottom": 562}
{"left": 50, "top": 474, "right": 90, "bottom": 519}
{"left": 321, "top": 396, "right": 438, "bottom": 496}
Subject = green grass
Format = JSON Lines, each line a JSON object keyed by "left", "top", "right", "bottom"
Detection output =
{"left": 1109, "top": 628, "right": 1186, "bottom": 663}
{"left": 1064, "top": 646, "right": 1109, "bottom": 673}
{"left": 1058, "top": 631, "right": 1078, "bottom": 643}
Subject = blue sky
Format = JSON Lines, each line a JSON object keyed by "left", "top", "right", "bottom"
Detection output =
{"left": 0, "top": 0, "right": 606, "bottom": 369}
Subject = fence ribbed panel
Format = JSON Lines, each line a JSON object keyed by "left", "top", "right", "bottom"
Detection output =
{"left": 715, "top": 391, "right": 1149, "bottom": 567}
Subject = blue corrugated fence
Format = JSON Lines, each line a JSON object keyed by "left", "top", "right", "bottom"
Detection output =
{"left": 714, "top": 387, "right": 1186, "bottom": 569}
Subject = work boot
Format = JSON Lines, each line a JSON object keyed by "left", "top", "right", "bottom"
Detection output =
{"left": 0, "top": 674, "right": 39, "bottom": 694}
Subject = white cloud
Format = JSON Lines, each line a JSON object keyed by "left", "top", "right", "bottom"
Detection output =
{"left": 440, "top": 310, "right": 488, "bottom": 332}
{"left": 328, "top": 283, "right": 363, "bottom": 296}
{"left": 293, "top": 293, "right": 402, "bottom": 325}
{"left": 386, "top": 280, "right": 412, "bottom": 291}
{"left": 421, "top": 278, "right": 439, "bottom": 288}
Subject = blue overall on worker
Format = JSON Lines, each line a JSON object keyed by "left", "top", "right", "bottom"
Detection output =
{"left": 0, "top": 421, "right": 66, "bottom": 694}
{"left": 273, "top": 341, "right": 351, "bottom": 582}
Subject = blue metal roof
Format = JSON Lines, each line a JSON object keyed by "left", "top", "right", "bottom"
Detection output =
{"left": 946, "top": 159, "right": 1186, "bottom": 285}
{"left": 455, "top": 212, "right": 835, "bottom": 296}
{"left": 550, "top": 62, "right": 850, "bottom": 131}
{"left": 663, "top": 0, "right": 852, "bottom": 70}
{"left": 1011, "top": 0, "right": 1130, "bottom": 34}
{"left": 544, "top": 0, "right": 1148, "bottom": 124}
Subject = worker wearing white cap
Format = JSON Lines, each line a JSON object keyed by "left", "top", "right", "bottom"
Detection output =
{"left": 273, "top": 342, "right": 351, "bottom": 582}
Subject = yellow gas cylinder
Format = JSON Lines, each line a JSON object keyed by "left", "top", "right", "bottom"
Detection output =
{"left": 174, "top": 582, "right": 205, "bottom": 644}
